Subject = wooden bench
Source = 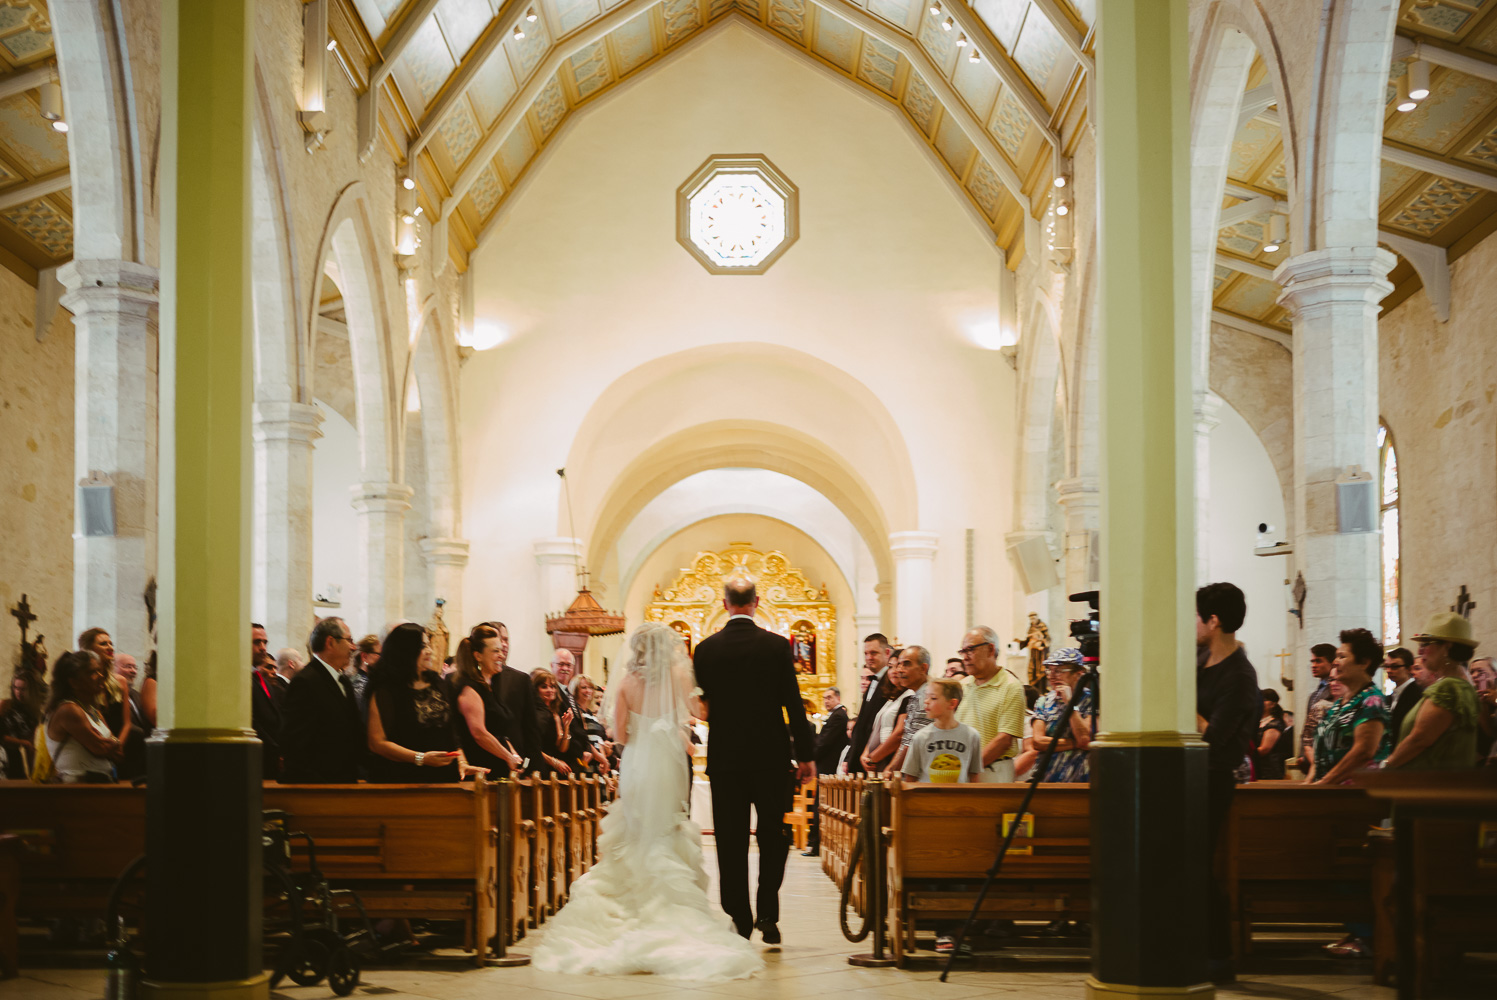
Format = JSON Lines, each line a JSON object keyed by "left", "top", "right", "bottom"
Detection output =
{"left": 785, "top": 776, "right": 816, "bottom": 851}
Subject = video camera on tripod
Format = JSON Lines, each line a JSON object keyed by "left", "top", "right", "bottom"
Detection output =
{"left": 1068, "top": 589, "right": 1100, "bottom": 663}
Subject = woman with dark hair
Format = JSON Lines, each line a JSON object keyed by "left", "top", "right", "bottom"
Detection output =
{"left": 532, "top": 667, "right": 578, "bottom": 775}
{"left": 44, "top": 652, "right": 120, "bottom": 783}
{"left": 453, "top": 624, "right": 524, "bottom": 776}
{"left": 1255, "top": 689, "right": 1291, "bottom": 780}
{"left": 140, "top": 651, "right": 158, "bottom": 728}
{"left": 1310, "top": 627, "right": 1390, "bottom": 786}
{"left": 1, "top": 672, "right": 43, "bottom": 779}
{"left": 1384, "top": 612, "right": 1481, "bottom": 770}
{"left": 365, "top": 623, "right": 485, "bottom": 783}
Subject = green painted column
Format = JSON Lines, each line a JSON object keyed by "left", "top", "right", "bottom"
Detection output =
{"left": 1088, "top": 1, "right": 1211, "bottom": 997}
{"left": 145, "top": 2, "right": 263, "bottom": 998}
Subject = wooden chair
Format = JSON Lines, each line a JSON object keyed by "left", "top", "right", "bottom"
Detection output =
{"left": 785, "top": 775, "right": 817, "bottom": 850}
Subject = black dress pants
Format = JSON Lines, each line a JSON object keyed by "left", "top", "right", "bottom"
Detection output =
{"left": 710, "top": 766, "right": 795, "bottom": 929}
{"left": 1205, "top": 768, "right": 1237, "bottom": 963}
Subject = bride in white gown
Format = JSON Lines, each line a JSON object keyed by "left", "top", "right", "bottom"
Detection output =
{"left": 531, "top": 622, "right": 763, "bottom": 980}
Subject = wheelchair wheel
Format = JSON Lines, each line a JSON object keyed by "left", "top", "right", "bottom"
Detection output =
{"left": 284, "top": 935, "right": 329, "bottom": 986}
{"left": 325, "top": 941, "right": 360, "bottom": 997}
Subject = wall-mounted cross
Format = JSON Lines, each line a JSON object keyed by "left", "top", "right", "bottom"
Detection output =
{"left": 1275, "top": 648, "right": 1294, "bottom": 691}
{"left": 10, "top": 593, "right": 36, "bottom": 647}
{"left": 1453, "top": 585, "right": 1476, "bottom": 620}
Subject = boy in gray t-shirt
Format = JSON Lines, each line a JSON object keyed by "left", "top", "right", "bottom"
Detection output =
{"left": 900, "top": 678, "right": 983, "bottom": 783}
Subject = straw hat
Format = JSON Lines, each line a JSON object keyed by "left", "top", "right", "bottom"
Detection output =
{"left": 1409, "top": 611, "right": 1479, "bottom": 650}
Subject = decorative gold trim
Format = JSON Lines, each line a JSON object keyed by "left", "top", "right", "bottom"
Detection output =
{"left": 1090, "top": 731, "right": 1209, "bottom": 750}
{"left": 1086, "top": 977, "right": 1213, "bottom": 999}
{"left": 141, "top": 971, "right": 270, "bottom": 1000}
{"left": 147, "top": 728, "right": 260, "bottom": 745}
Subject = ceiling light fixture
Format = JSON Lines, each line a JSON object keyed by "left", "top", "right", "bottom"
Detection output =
{"left": 326, "top": 38, "right": 338, "bottom": 51}
{"left": 402, "top": 213, "right": 415, "bottom": 225}
{"left": 414, "top": 206, "right": 423, "bottom": 216}
{"left": 513, "top": 24, "right": 525, "bottom": 40}
{"left": 1407, "top": 59, "right": 1430, "bottom": 102}
{"left": 1055, "top": 201, "right": 1070, "bottom": 217}
{"left": 52, "top": 120, "right": 68, "bottom": 133}
{"left": 39, "top": 80, "right": 62, "bottom": 122}
{"left": 969, "top": 48, "right": 980, "bottom": 63}
{"left": 1395, "top": 76, "right": 1417, "bottom": 113}
{"left": 1263, "top": 213, "right": 1286, "bottom": 253}
{"left": 955, "top": 33, "right": 968, "bottom": 47}
{"left": 928, "top": 1, "right": 941, "bottom": 14}
{"left": 526, "top": 7, "right": 539, "bottom": 21}
{"left": 942, "top": 16, "right": 954, "bottom": 30}
{"left": 401, "top": 176, "right": 416, "bottom": 190}
{"left": 1054, "top": 174, "right": 1069, "bottom": 189}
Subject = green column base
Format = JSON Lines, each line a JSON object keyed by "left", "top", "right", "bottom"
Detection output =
{"left": 140, "top": 972, "right": 270, "bottom": 1000}
{"left": 1086, "top": 976, "right": 1214, "bottom": 999}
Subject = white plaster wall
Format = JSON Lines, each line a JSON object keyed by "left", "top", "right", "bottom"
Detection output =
{"left": 1208, "top": 399, "right": 1290, "bottom": 687}
{"left": 461, "top": 24, "right": 1016, "bottom": 668}
{"left": 310, "top": 401, "right": 365, "bottom": 642}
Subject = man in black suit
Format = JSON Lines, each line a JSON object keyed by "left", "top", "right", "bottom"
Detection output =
{"left": 845, "top": 633, "right": 894, "bottom": 773}
{"left": 803, "top": 687, "right": 849, "bottom": 856}
{"left": 1384, "top": 647, "right": 1422, "bottom": 746}
{"left": 483, "top": 622, "right": 542, "bottom": 773}
{"left": 250, "top": 624, "right": 283, "bottom": 779}
{"left": 279, "top": 617, "right": 364, "bottom": 783}
{"left": 694, "top": 578, "right": 815, "bottom": 944}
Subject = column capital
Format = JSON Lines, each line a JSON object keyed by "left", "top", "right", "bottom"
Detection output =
{"left": 58, "top": 259, "right": 160, "bottom": 313}
{"left": 420, "top": 536, "right": 470, "bottom": 567}
{"left": 1056, "top": 476, "right": 1100, "bottom": 507}
{"left": 874, "top": 582, "right": 894, "bottom": 601}
{"left": 350, "top": 481, "right": 413, "bottom": 513}
{"left": 888, "top": 530, "right": 939, "bottom": 560}
{"left": 1274, "top": 247, "right": 1396, "bottom": 316}
{"left": 533, "top": 537, "right": 584, "bottom": 565}
{"left": 252, "top": 400, "right": 323, "bottom": 445}
{"left": 1193, "top": 390, "right": 1224, "bottom": 432}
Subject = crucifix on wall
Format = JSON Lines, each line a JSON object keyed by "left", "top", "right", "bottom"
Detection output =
{"left": 1452, "top": 585, "right": 1476, "bottom": 620}
{"left": 10, "top": 593, "right": 36, "bottom": 648}
{"left": 1275, "top": 648, "right": 1294, "bottom": 691}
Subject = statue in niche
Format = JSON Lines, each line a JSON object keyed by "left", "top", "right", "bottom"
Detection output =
{"left": 669, "top": 620, "right": 693, "bottom": 655}
{"left": 1022, "top": 612, "right": 1051, "bottom": 688}
{"left": 791, "top": 621, "right": 816, "bottom": 675}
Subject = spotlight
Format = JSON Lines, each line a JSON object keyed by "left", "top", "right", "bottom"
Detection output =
{"left": 955, "top": 33, "right": 968, "bottom": 47}
{"left": 942, "top": 16, "right": 954, "bottom": 30}
{"left": 51, "top": 120, "right": 68, "bottom": 133}
{"left": 402, "top": 176, "right": 416, "bottom": 191}
{"left": 526, "top": 7, "right": 538, "bottom": 21}
{"left": 415, "top": 206, "right": 423, "bottom": 216}
{"left": 327, "top": 38, "right": 338, "bottom": 51}
{"left": 1395, "top": 76, "right": 1416, "bottom": 113}
{"left": 39, "top": 80, "right": 62, "bottom": 122}
{"left": 1408, "top": 59, "right": 1430, "bottom": 101}
{"left": 1055, "top": 201, "right": 1070, "bottom": 217}
{"left": 513, "top": 24, "right": 525, "bottom": 40}
{"left": 1263, "top": 213, "right": 1286, "bottom": 254}
{"left": 969, "top": 48, "right": 980, "bottom": 63}
{"left": 928, "top": 1, "right": 940, "bottom": 14}
{"left": 1054, "top": 174, "right": 1068, "bottom": 189}
{"left": 402, "top": 213, "right": 415, "bottom": 225}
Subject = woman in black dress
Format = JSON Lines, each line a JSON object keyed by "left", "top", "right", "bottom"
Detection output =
{"left": 452, "top": 623, "right": 525, "bottom": 776}
{"left": 366, "top": 623, "right": 486, "bottom": 783}
{"left": 1254, "top": 687, "right": 1291, "bottom": 780}
{"left": 531, "top": 667, "right": 581, "bottom": 775}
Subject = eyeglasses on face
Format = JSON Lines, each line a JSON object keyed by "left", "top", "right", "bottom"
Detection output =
{"left": 957, "top": 641, "right": 993, "bottom": 656}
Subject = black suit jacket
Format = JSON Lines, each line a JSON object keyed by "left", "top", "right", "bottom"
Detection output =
{"left": 1389, "top": 680, "right": 1423, "bottom": 745}
{"left": 814, "top": 704, "right": 850, "bottom": 774}
{"left": 846, "top": 667, "right": 892, "bottom": 773}
{"left": 251, "top": 670, "right": 282, "bottom": 779}
{"left": 279, "top": 659, "right": 364, "bottom": 783}
{"left": 693, "top": 617, "right": 814, "bottom": 776}
{"left": 492, "top": 664, "right": 543, "bottom": 772}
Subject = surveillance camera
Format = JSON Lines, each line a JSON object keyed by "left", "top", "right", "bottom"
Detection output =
{"left": 1257, "top": 522, "right": 1274, "bottom": 535}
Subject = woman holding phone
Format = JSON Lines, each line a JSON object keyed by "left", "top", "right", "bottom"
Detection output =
{"left": 367, "top": 622, "right": 486, "bottom": 782}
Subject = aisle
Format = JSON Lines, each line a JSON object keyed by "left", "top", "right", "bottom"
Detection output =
{"left": 0, "top": 841, "right": 1395, "bottom": 1000}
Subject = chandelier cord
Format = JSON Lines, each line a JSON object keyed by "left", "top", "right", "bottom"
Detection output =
{"left": 557, "top": 468, "right": 583, "bottom": 591}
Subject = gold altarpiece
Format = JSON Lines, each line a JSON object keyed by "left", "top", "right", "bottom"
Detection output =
{"left": 643, "top": 543, "right": 836, "bottom": 709}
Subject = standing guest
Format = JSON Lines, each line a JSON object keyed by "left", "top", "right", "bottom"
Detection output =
{"left": 944, "top": 657, "right": 967, "bottom": 679}
{"left": 366, "top": 622, "right": 484, "bottom": 782}
{"left": 954, "top": 626, "right": 1026, "bottom": 782}
{"left": 803, "top": 687, "right": 849, "bottom": 857}
{"left": 43, "top": 652, "right": 120, "bottom": 783}
{"left": 1383, "top": 648, "right": 1422, "bottom": 747}
{"left": 111, "top": 653, "right": 149, "bottom": 781}
{"left": 1255, "top": 689, "right": 1291, "bottom": 779}
{"left": 551, "top": 649, "right": 596, "bottom": 769}
{"left": 274, "top": 648, "right": 304, "bottom": 698}
{"left": 846, "top": 634, "right": 895, "bottom": 774}
{"left": 862, "top": 656, "right": 913, "bottom": 773}
{"left": 1195, "top": 582, "right": 1261, "bottom": 983}
{"left": 350, "top": 635, "right": 379, "bottom": 710}
{"left": 1, "top": 673, "right": 43, "bottom": 779}
{"left": 1310, "top": 628, "right": 1391, "bottom": 785}
{"left": 251, "top": 624, "right": 283, "bottom": 779}
{"left": 140, "top": 653, "right": 158, "bottom": 728}
{"left": 452, "top": 624, "right": 525, "bottom": 777}
{"left": 571, "top": 675, "right": 612, "bottom": 773}
{"left": 78, "top": 628, "right": 132, "bottom": 753}
{"left": 279, "top": 618, "right": 364, "bottom": 783}
{"left": 1384, "top": 613, "right": 1481, "bottom": 771}
{"left": 477, "top": 621, "right": 543, "bottom": 772}
{"left": 1294, "top": 643, "right": 1338, "bottom": 771}
{"left": 887, "top": 647, "right": 934, "bottom": 775}
{"left": 1470, "top": 655, "right": 1496, "bottom": 761}
{"left": 532, "top": 668, "right": 578, "bottom": 774}
{"left": 1030, "top": 647, "right": 1094, "bottom": 783}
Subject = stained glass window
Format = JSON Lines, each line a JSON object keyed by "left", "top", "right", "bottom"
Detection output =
{"left": 676, "top": 155, "right": 798, "bottom": 275}
{"left": 1379, "top": 422, "right": 1401, "bottom": 647}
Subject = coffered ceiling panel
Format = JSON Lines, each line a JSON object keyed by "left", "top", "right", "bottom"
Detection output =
{"left": 0, "top": 0, "right": 72, "bottom": 282}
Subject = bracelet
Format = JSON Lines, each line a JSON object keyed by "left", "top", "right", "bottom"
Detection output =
{"left": 414, "top": 751, "right": 425, "bottom": 767}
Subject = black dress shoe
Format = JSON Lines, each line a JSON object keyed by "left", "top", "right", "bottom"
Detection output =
{"left": 732, "top": 918, "right": 752, "bottom": 939}
{"left": 755, "top": 919, "right": 782, "bottom": 945}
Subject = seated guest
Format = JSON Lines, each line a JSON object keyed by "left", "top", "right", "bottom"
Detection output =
{"left": 279, "top": 617, "right": 364, "bottom": 783}
{"left": 2, "top": 672, "right": 42, "bottom": 780}
{"left": 1311, "top": 628, "right": 1391, "bottom": 785}
{"left": 1255, "top": 689, "right": 1291, "bottom": 779}
{"left": 1030, "top": 647, "right": 1094, "bottom": 782}
{"left": 44, "top": 652, "right": 120, "bottom": 783}
{"left": 366, "top": 622, "right": 484, "bottom": 782}
{"left": 480, "top": 621, "right": 542, "bottom": 772}
{"left": 453, "top": 624, "right": 525, "bottom": 776}
{"left": 861, "top": 656, "right": 913, "bottom": 773}
{"left": 1384, "top": 613, "right": 1481, "bottom": 771}
{"left": 570, "top": 674, "right": 612, "bottom": 773}
{"left": 1383, "top": 647, "right": 1421, "bottom": 747}
{"left": 532, "top": 667, "right": 579, "bottom": 775}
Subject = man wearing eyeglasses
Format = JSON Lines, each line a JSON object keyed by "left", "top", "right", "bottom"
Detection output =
{"left": 954, "top": 626, "right": 1025, "bottom": 782}
{"left": 279, "top": 617, "right": 365, "bottom": 783}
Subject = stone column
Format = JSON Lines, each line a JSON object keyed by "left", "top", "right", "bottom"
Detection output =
{"left": 1089, "top": 2, "right": 1209, "bottom": 997}
{"left": 60, "top": 258, "right": 159, "bottom": 659}
{"left": 888, "top": 531, "right": 938, "bottom": 646}
{"left": 147, "top": 2, "right": 264, "bottom": 997}
{"left": 351, "top": 481, "right": 413, "bottom": 634}
{"left": 874, "top": 582, "right": 894, "bottom": 637}
{"left": 1276, "top": 246, "right": 1393, "bottom": 715}
{"left": 1055, "top": 476, "right": 1100, "bottom": 596}
{"left": 421, "top": 537, "right": 470, "bottom": 635}
{"left": 1194, "top": 390, "right": 1224, "bottom": 584}
{"left": 252, "top": 400, "right": 321, "bottom": 650}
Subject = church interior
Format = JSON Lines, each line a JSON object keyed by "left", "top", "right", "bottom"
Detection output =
{"left": 2, "top": 0, "right": 1496, "bottom": 998}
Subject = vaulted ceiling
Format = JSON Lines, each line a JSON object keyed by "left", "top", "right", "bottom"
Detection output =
{"left": 333, "top": 0, "right": 1096, "bottom": 272}
{"left": 0, "top": 0, "right": 71, "bottom": 286}
{"left": 1212, "top": 0, "right": 1497, "bottom": 335}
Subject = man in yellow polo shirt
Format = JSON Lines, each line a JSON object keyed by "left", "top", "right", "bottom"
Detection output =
{"left": 955, "top": 626, "right": 1026, "bottom": 782}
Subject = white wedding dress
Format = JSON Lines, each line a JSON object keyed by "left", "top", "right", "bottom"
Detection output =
{"left": 531, "top": 624, "right": 762, "bottom": 981}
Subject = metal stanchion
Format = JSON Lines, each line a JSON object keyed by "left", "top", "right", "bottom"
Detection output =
{"left": 487, "top": 778, "right": 530, "bottom": 967}
{"left": 848, "top": 779, "right": 896, "bottom": 968}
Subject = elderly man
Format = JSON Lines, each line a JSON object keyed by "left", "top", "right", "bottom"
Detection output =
{"left": 112, "top": 653, "right": 149, "bottom": 779}
{"left": 887, "top": 646, "right": 934, "bottom": 776}
{"left": 550, "top": 648, "right": 595, "bottom": 768}
{"left": 274, "top": 648, "right": 304, "bottom": 707}
{"left": 280, "top": 618, "right": 364, "bottom": 783}
{"left": 954, "top": 627, "right": 1026, "bottom": 782}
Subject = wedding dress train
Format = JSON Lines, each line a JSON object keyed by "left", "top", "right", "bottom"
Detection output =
{"left": 531, "top": 626, "right": 762, "bottom": 980}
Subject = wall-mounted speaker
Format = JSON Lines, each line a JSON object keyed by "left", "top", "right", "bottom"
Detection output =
{"left": 79, "top": 483, "right": 115, "bottom": 537}
{"left": 1336, "top": 468, "right": 1377, "bottom": 534}
{"left": 1007, "top": 535, "right": 1060, "bottom": 595}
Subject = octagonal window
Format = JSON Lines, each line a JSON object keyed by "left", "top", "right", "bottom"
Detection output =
{"left": 676, "top": 155, "right": 798, "bottom": 275}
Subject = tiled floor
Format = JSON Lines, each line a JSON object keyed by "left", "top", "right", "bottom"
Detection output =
{"left": 1, "top": 840, "right": 1395, "bottom": 1000}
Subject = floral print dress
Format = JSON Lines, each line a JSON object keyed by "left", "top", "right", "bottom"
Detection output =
{"left": 1312, "top": 685, "right": 1391, "bottom": 780}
